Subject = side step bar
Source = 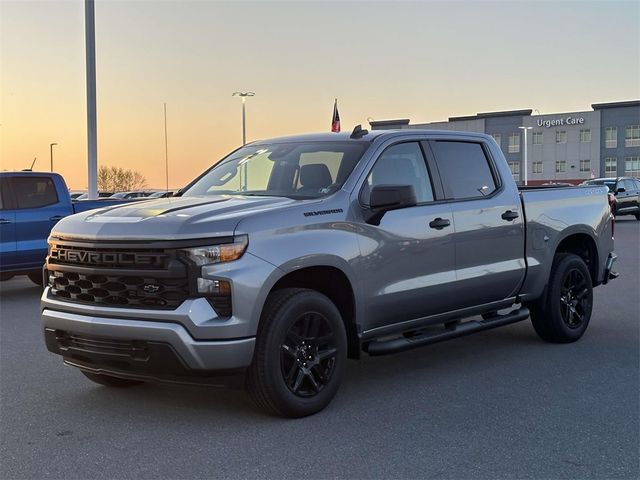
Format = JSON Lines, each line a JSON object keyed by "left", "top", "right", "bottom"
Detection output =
{"left": 364, "top": 307, "right": 530, "bottom": 356}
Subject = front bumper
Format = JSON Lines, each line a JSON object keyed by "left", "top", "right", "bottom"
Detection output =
{"left": 41, "top": 305, "right": 255, "bottom": 383}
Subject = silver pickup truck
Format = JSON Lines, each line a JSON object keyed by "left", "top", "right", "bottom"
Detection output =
{"left": 41, "top": 128, "right": 617, "bottom": 417}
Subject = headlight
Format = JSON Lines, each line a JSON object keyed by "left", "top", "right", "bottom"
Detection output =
{"left": 180, "top": 235, "right": 248, "bottom": 266}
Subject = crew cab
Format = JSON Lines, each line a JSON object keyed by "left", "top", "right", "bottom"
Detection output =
{"left": 40, "top": 129, "right": 617, "bottom": 417}
{"left": 0, "top": 172, "right": 137, "bottom": 284}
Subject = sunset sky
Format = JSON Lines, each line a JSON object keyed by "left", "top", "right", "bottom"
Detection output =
{"left": 1, "top": 0, "right": 639, "bottom": 190}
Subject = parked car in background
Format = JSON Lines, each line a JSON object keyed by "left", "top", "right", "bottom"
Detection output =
{"left": 581, "top": 177, "right": 640, "bottom": 219}
{"left": 0, "top": 172, "right": 136, "bottom": 285}
{"left": 75, "top": 191, "right": 114, "bottom": 200}
{"left": 148, "top": 191, "right": 174, "bottom": 198}
{"left": 69, "top": 191, "right": 86, "bottom": 200}
{"left": 109, "top": 191, "right": 152, "bottom": 199}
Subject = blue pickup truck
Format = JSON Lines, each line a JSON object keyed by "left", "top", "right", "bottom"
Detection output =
{"left": 0, "top": 172, "right": 136, "bottom": 285}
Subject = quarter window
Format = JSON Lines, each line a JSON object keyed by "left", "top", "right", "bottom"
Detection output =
{"left": 605, "top": 157, "right": 617, "bottom": 175}
{"left": 605, "top": 127, "right": 617, "bottom": 148}
{"left": 11, "top": 177, "right": 58, "bottom": 209}
{"left": 556, "top": 131, "right": 567, "bottom": 144}
{"left": 532, "top": 132, "right": 543, "bottom": 145}
{"left": 556, "top": 160, "right": 567, "bottom": 173}
{"left": 624, "top": 156, "right": 640, "bottom": 177}
{"left": 625, "top": 125, "right": 640, "bottom": 147}
{"left": 430, "top": 141, "right": 497, "bottom": 200}
{"left": 508, "top": 133, "right": 520, "bottom": 153}
{"left": 579, "top": 129, "right": 591, "bottom": 142}
{"left": 362, "top": 142, "right": 434, "bottom": 205}
{"left": 579, "top": 159, "right": 591, "bottom": 172}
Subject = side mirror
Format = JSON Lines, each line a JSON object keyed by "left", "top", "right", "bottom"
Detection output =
{"left": 366, "top": 184, "right": 417, "bottom": 225}
{"left": 615, "top": 187, "right": 626, "bottom": 194}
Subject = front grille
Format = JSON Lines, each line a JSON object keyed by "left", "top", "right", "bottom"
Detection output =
{"left": 49, "top": 271, "right": 190, "bottom": 309}
{"left": 49, "top": 243, "right": 168, "bottom": 269}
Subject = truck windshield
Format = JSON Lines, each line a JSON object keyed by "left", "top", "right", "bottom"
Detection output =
{"left": 183, "top": 142, "right": 368, "bottom": 199}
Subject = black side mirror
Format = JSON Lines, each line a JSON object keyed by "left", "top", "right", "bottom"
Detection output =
{"left": 365, "top": 184, "right": 417, "bottom": 225}
{"left": 615, "top": 187, "right": 626, "bottom": 194}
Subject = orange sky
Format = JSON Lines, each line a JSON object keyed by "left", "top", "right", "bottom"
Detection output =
{"left": 1, "top": 0, "right": 639, "bottom": 190}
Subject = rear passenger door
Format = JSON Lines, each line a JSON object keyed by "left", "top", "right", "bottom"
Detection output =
{"left": 428, "top": 139, "right": 526, "bottom": 309}
{"left": 0, "top": 178, "right": 17, "bottom": 271}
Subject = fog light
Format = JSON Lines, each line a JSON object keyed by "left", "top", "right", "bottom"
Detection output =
{"left": 197, "top": 278, "right": 231, "bottom": 295}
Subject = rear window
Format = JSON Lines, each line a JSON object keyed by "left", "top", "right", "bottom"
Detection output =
{"left": 430, "top": 141, "right": 497, "bottom": 200}
{"left": 11, "top": 177, "right": 58, "bottom": 209}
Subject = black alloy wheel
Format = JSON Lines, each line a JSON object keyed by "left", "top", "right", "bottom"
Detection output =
{"left": 559, "top": 268, "right": 590, "bottom": 329}
{"left": 246, "top": 288, "right": 347, "bottom": 418}
{"left": 280, "top": 312, "right": 337, "bottom": 397}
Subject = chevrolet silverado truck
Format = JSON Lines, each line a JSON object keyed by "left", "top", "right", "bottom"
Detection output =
{"left": 0, "top": 172, "right": 137, "bottom": 285}
{"left": 40, "top": 129, "right": 618, "bottom": 417}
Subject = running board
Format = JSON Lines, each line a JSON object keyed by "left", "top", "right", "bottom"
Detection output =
{"left": 364, "top": 307, "right": 530, "bottom": 356}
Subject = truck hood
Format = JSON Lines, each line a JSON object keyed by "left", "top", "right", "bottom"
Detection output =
{"left": 51, "top": 195, "right": 309, "bottom": 241}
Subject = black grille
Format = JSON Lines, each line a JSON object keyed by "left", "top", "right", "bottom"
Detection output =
{"left": 49, "top": 271, "right": 190, "bottom": 309}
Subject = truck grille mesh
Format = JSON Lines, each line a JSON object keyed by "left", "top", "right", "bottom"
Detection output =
{"left": 49, "top": 271, "right": 190, "bottom": 309}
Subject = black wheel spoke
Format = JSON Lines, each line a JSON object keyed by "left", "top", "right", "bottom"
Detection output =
{"left": 575, "top": 287, "right": 589, "bottom": 300}
{"left": 291, "top": 369, "right": 305, "bottom": 392}
{"left": 317, "top": 347, "right": 337, "bottom": 362}
{"left": 286, "top": 361, "right": 299, "bottom": 383}
{"left": 306, "top": 370, "right": 321, "bottom": 392}
{"left": 281, "top": 343, "right": 296, "bottom": 358}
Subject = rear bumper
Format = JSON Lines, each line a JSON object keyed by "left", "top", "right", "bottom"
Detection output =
{"left": 602, "top": 252, "right": 619, "bottom": 285}
{"left": 41, "top": 307, "right": 255, "bottom": 381}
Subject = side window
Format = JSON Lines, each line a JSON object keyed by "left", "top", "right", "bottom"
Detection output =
{"left": 634, "top": 180, "right": 640, "bottom": 191}
{"left": 11, "top": 177, "right": 59, "bottom": 209}
{"left": 362, "top": 142, "right": 434, "bottom": 205}
{"left": 430, "top": 141, "right": 497, "bottom": 200}
{"left": 623, "top": 179, "right": 635, "bottom": 191}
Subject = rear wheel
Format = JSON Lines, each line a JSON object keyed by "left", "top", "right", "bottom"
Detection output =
{"left": 634, "top": 212, "right": 640, "bottom": 221}
{"left": 528, "top": 253, "right": 593, "bottom": 343}
{"left": 246, "top": 288, "right": 347, "bottom": 418}
{"left": 81, "top": 371, "right": 144, "bottom": 388}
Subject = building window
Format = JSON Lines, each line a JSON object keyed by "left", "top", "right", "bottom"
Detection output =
{"left": 625, "top": 157, "right": 640, "bottom": 177}
{"left": 491, "top": 134, "right": 501, "bottom": 148}
{"left": 579, "top": 129, "right": 591, "bottom": 142}
{"left": 605, "top": 157, "right": 617, "bottom": 175}
{"left": 556, "top": 160, "right": 566, "bottom": 173}
{"left": 605, "top": 127, "right": 617, "bottom": 148}
{"left": 508, "top": 133, "right": 520, "bottom": 153}
{"left": 532, "top": 132, "right": 543, "bottom": 145}
{"left": 579, "top": 159, "right": 591, "bottom": 172}
{"left": 508, "top": 161, "right": 520, "bottom": 180}
{"left": 532, "top": 161, "right": 543, "bottom": 174}
{"left": 625, "top": 126, "right": 640, "bottom": 147}
{"left": 556, "top": 131, "right": 567, "bottom": 144}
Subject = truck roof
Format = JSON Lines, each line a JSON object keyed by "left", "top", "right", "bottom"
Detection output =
{"left": 249, "top": 129, "right": 492, "bottom": 145}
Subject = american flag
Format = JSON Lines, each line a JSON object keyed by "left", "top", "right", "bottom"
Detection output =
{"left": 331, "top": 99, "right": 340, "bottom": 132}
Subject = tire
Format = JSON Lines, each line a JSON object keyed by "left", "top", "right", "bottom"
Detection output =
{"left": 635, "top": 212, "right": 640, "bottom": 221}
{"left": 0, "top": 273, "right": 14, "bottom": 282}
{"left": 246, "top": 288, "right": 347, "bottom": 418}
{"left": 27, "top": 272, "right": 43, "bottom": 286}
{"left": 528, "top": 253, "right": 593, "bottom": 343}
{"left": 81, "top": 371, "right": 144, "bottom": 388}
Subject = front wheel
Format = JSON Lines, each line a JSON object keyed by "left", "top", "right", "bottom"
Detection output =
{"left": 527, "top": 253, "right": 593, "bottom": 343}
{"left": 27, "top": 272, "right": 43, "bottom": 286}
{"left": 246, "top": 288, "right": 347, "bottom": 418}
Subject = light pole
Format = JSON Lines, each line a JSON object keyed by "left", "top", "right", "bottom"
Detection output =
{"left": 518, "top": 126, "right": 532, "bottom": 185}
{"left": 49, "top": 143, "right": 58, "bottom": 172}
{"left": 232, "top": 91, "right": 255, "bottom": 145}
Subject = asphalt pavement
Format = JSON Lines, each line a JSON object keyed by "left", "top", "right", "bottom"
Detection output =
{"left": 1, "top": 219, "right": 638, "bottom": 480}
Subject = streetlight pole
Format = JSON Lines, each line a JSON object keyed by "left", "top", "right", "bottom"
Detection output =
{"left": 518, "top": 126, "right": 533, "bottom": 185}
{"left": 49, "top": 143, "right": 58, "bottom": 172}
{"left": 232, "top": 92, "right": 255, "bottom": 145}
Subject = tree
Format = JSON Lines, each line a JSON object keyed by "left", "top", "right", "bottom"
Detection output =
{"left": 97, "top": 166, "right": 147, "bottom": 192}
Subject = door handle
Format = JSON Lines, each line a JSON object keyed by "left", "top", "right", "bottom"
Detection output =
{"left": 0, "top": 218, "right": 11, "bottom": 225}
{"left": 49, "top": 215, "right": 65, "bottom": 221}
{"left": 501, "top": 210, "right": 519, "bottom": 221}
{"left": 429, "top": 217, "right": 451, "bottom": 230}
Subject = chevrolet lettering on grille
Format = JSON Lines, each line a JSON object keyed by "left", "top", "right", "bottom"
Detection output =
{"left": 50, "top": 248, "right": 166, "bottom": 267}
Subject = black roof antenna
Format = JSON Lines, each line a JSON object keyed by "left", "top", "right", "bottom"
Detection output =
{"left": 350, "top": 124, "right": 369, "bottom": 139}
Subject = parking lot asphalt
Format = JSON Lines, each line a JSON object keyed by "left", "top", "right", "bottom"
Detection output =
{"left": 1, "top": 218, "right": 638, "bottom": 480}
